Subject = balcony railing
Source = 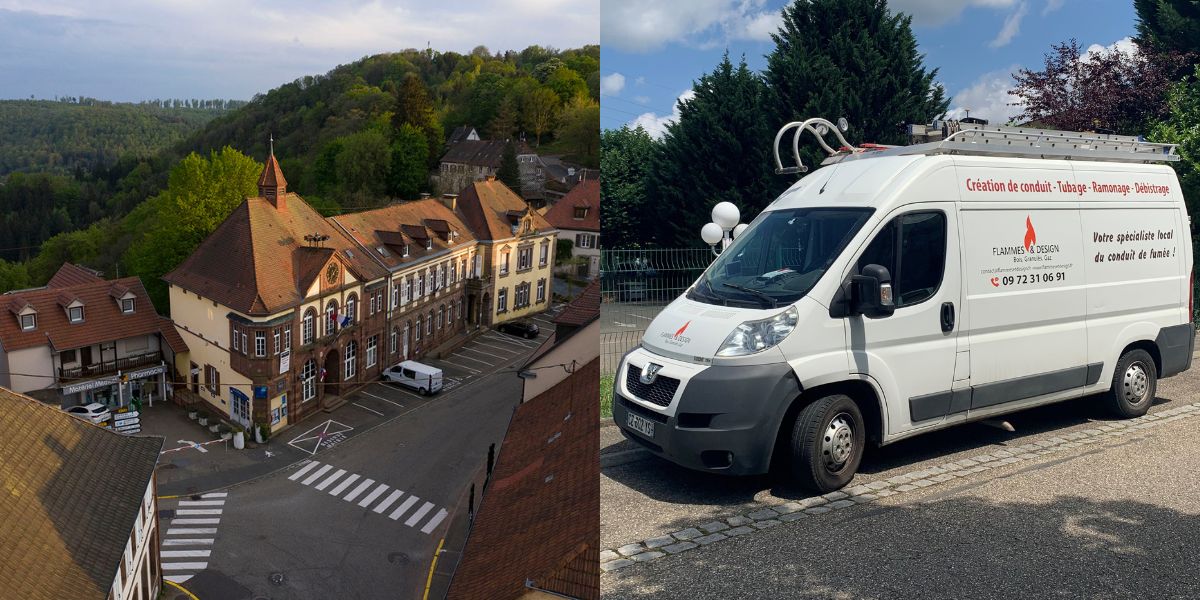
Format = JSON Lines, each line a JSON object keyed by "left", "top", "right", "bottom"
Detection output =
{"left": 58, "top": 351, "right": 164, "bottom": 381}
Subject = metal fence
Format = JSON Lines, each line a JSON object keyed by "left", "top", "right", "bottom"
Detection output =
{"left": 600, "top": 248, "right": 715, "bottom": 375}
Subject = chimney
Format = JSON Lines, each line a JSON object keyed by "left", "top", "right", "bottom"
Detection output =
{"left": 441, "top": 193, "right": 458, "bottom": 212}
{"left": 486, "top": 174, "right": 496, "bottom": 182}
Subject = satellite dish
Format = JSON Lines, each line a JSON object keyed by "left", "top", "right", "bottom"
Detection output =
{"left": 837, "top": 117, "right": 849, "bottom": 132}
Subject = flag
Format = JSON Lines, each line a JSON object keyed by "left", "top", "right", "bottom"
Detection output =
{"left": 340, "top": 315, "right": 352, "bottom": 327}
{"left": 319, "top": 367, "right": 327, "bottom": 382}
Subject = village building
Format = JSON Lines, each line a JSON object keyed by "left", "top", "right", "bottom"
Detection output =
{"left": 165, "top": 151, "right": 556, "bottom": 434}
{"left": 437, "top": 138, "right": 545, "bottom": 203}
{"left": 543, "top": 178, "right": 600, "bottom": 278}
{"left": 0, "top": 386, "right": 163, "bottom": 600}
{"left": 0, "top": 263, "right": 187, "bottom": 409}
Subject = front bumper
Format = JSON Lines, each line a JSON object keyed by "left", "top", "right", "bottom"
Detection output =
{"left": 613, "top": 348, "right": 800, "bottom": 475}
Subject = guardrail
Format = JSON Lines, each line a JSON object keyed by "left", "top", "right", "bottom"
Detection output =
{"left": 58, "top": 351, "right": 164, "bottom": 381}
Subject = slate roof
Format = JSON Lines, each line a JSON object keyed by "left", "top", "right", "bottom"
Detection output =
{"left": 440, "top": 139, "right": 535, "bottom": 169}
{"left": 0, "top": 386, "right": 163, "bottom": 600}
{"left": 329, "top": 199, "right": 478, "bottom": 272}
{"left": 455, "top": 179, "right": 555, "bottom": 242}
{"left": 543, "top": 178, "right": 600, "bottom": 233}
{"left": 0, "top": 264, "right": 188, "bottom": 354}
{"left": 446, "top": 358, "right": 600, "bottom": 600}
{"left": 447, "top": 125, "right": 478, "bottom": 145}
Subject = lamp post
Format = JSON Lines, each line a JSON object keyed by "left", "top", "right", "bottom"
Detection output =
{"left": 702, "top": 201, "right": 746, "bottom": 256}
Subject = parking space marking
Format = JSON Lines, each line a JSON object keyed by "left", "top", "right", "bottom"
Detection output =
{"left": 437, "top": 358, "right": 482, "bottom": 374}
{"left": 351, "top": 402, "right": 385, "bottom": 417}
{"left": 470, "top": 340, "right": 523, "bottom": 355}
{"left": 459, "top": 348, "right": 505, "bottom": 364}
{"left": 450, "top": 353, "right": 497, "bottom": 367}
{"left": 360, "top": 389, "right": 406, "bottom": 407}
{"left": 483, "top": 333, "right": 538, "bottom": 349}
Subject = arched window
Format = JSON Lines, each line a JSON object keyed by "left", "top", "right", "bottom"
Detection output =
{"left": 345, "top": 293, "right": 357, "bottom": 324}
{"left": 325, "top": 300, "right": 339, "bottom": 336}
{"left": 302, "top": 359, "right": 317, "bottom": 402}
{"left": 447, "top": 302, "right": 454, "bottom": 325}
{"left": 345, "top": 340, "right": 357, "bottom": 379}
{"left": 302, "top": 309, "right": 316, "bottom": 344}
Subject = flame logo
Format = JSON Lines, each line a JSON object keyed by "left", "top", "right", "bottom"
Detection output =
{"left": 1023, "top": 216, "right": 1036, "bottom": 251}
{"left": 674, "top": 321, "right": 691, "bottom": 338}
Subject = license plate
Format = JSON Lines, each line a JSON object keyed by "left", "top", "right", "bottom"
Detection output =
{"left": 626, "top": 412, "right": 655, "bottom": 438}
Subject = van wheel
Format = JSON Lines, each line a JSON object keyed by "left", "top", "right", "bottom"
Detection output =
{"left": 788, "top": 394, "right": 864, "bottom": 493}
{"left": 418, "top": 387, "right": 428, "bottom": 396}
{"left": 1106, "top": 349, "right": 1157, "bottom": 418}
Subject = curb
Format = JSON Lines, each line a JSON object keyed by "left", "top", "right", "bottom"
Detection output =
{"left": 600, "top": 401, "right": 1200, "bottom": 574}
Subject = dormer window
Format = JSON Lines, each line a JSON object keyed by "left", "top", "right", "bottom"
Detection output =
{"left": 20, "top": 314, "right": 35, "bottom": 331}
{"left": 573, "top": 206, "right": 588, "bottom": 220}
{"left": 425, "top": 238, "right": 433, "bottom": 250}
{"left": 403, "top": 244, "right": 410, "bottom": 258}
{"left": 69, "top": 306, "right": 84, "bottom": 323}
{"left": 121, "top": 298, "right": 135, "bottom": 313}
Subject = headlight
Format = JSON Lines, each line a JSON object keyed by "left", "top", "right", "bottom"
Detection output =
{"left": 716, "top": 306, "right": 799, "bottom": 357}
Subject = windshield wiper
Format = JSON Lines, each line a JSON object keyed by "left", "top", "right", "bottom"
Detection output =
{"left": 722, "top": 283, "right": 777, "bottom": 308}
{"left": 692, "top": 278, "right": 728, "bottom": 305}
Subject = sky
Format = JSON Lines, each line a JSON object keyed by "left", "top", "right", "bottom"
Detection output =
{"left": 600, "top": 0, "right": 1140, "bottom": 136}
{"left": 0, "top": 0, "right": 600, "bottom": 102}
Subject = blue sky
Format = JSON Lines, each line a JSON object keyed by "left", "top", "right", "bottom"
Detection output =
{"left": 601, "top": 0, "right": 1139, "bottom": 135}
{"left": 0, "top": 0, "right": 599, "bottom": 102}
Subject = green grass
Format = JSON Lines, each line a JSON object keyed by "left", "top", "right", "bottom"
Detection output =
{"left": 600, "top": 374, "right": 614, "bottom": 419}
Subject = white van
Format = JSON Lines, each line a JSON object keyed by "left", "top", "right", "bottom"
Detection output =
{"left": 614, "top": 118, "right": 1195, "bottom": 492}
{"left": 383, "top": 360, "right": 444, "bottom": 395}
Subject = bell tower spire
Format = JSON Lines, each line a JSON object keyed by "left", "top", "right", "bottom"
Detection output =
{"left": 258, "top": 133, "right": 288, "bottom": 210}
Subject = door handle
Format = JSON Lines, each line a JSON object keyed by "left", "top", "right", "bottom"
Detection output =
{"left": 940, "top": 302, "right": 955, "bottom": 332}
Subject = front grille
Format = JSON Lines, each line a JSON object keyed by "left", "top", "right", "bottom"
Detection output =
{"left": 625, "top": 364, "right": 680, "bottom": 408}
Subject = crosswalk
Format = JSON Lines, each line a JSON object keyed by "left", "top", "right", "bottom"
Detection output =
{"left": 160, "top": 492, "right": 229, "bottom": 584}
{"left": 287, "top": 460, "right": 449, "bottom": 535}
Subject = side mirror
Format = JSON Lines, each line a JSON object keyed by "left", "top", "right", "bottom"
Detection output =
{"left": 849, "top": 264, "right": 895, "bottom": 318}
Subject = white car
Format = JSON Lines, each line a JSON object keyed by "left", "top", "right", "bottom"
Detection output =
{"left": 382, "top": 360, "right": 444, "bottom": 395}
{"left": 64, "top": 402, "right": 112, "bottom": 425}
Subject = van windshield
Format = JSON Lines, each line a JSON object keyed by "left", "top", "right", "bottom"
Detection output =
{"left": 689, "top": 207, "right": 874, "bottom": 308}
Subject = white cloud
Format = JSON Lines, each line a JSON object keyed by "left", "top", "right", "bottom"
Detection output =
{"left": 888, "top": 0, "right": 1018, "bottom": 27}
{"left": 601, "top": 72, "right": 626, "bottom": 96}
{"left": 634, "top": 76, "right": 646, "bottom": 85}
{"left": 944, "top": 66, "right": 1024, "bottom": 125}
{"left": 1042, "top": 0, "right": 1065, "bottom": 15}
{"left": 629, "top": 89, "right": 695, "bottom": 138}
{"left": 988, "top": 1, "right": 1027, "bottom": 48}
{"left": 1084, "top": 36, "right": 1137, "bottom": 59}
{"left": 602, "top": 0, "right": 781, "bottom": 53}
{"left": 633, "top": 95, "right": 650, "bottom": 104}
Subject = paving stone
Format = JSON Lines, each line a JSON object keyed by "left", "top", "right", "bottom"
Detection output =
{"left": 932, "top": 473, "right": 955, "bottom": 483}
{"left": 865, "top": 481, "right": 891, "bottom": 491}
{"left": 662, "top": 541, "right": 698, "bottom": 554}
{"left": 828, "top": 499, "right": 856, "bottom": 509}
{"left": 631, "top": 551, "right": 665, "bottom": 562}
{"left": 699, "top": 521, "right": 729, "bottom": 534}
{"left": 779, "top": 511, "right": 807, "bottom": 522}
{"left": 821, "top": 491, "right": 849, "bottom": 501}
{"left": 851, "top": 494, "right": 878, "bottom": 503}
{"left": 797, "top": 497, "right": 828, "bottom": 509}
{"left": 804, "top": 506, "right": 833, "bottom": 515}
{"left": 992, "top": 449, "right": 1014, "bottom": 458}
{"left": 753, "top": 519, "right": 782, "bottom": 529}
{"left": 843, "top": 485, "right": 871, "bottom": 496}
{"left": 896, "top": 484, "right": 918, "bottom": 492}
{"left": 725, "top": 526, "right": 755, "bottom": 537}
{"left": 887, "top": 474, "right": 914, "bottom": 485}
{"left": 913, "top": 479, "right": 936, "bottom": 488}
{"left": 748, "top": 508, "right": 780, "bottom": 521}
{"left": 958, "top": 458, "right": 979, "bottom": 467}
{"left": 694, "top": 533, "right": 728, "bottom": 545}
{"left": 775, "top": 502, "right": 804, "bottom": 515}
{"left": 726, "top": 515, "right": 753, "bottom": 527}
{"left": 926, "top": 466, "right": 947, "bottom": 475}
{"left": 600, "top": 550, "right": 620, "bottom": 562}
{"left": 1019, "top": 453, "right": 1038, "bottom": 459}
{"left": 617, "top": 544, "right": 644, "bottom": 557}
{"left": 644, "top": 535, "right": 675, "bottom": 549}
{"left": 672, "top": 527, "right": 703, "bottom": 541}
{"left": 602, "top": 559, "right": 636, "bottom": 572}
{"left": 975, "top": 454, "right": 996, "bottom": 462}
{"left": 876, "top": 489, "right": 898, "bottom": 498}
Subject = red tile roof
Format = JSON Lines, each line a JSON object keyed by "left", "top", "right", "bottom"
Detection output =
{"left": 447, "top": 358, "right": 600, "bottom": 600}
{"left": 258, "top": 152, "right": 287, "bottom": 190}
{"left": 456, "top": 179, "right": 556, "bottom": 242}
{"left": 543, "top": 179, "right": 600, "bottom": 233}
{"left": 554, "top": 279, "right": 600, "bottom": 328}
{"left": 330, "top": 199, "right": 478, "bottom": 272}
{"left": 0, "top": 387, "right": 162, "bottom": 600}
{"left": 45, "top": 263, "right": 103, "bottom": 288}
{"left": 0, "top": 264, "right": 188, "bottom": 353}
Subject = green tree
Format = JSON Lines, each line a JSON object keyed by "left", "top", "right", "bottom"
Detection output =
{"left": 523, "top": 87, "right": 560, "bottom": 145}
{"left": 389, "top": 124, "right": 429, "bottom": 199}
{"left": 1135, "top": 0, "right": 1200, "bottom": 57}
{"left": 600, "top": 125, "right": 658, "bottom": 249}
{"left": 765, "top": 0, "right": 949, "bottom": 171}
{"left": 545, "top": 67, "right": 590, "bottom": 105}
{"left": 0, "top": 258, "right": 31, "bottom": 292}
{"left": 646, "top": 54, "right": 783, "bottom": 247}
{"left": 1151, "top": 65, "right": 1200, "bottom": 241}
{"left": 335, "top": 129, "right": 392, "bottom": 198}
{"left": 393, "top": 74, "right": 443, "bottom": 167}
{"left": 556, "top": 97, "right": 600, "bottom": 165}
{"left": 497, "top": 140, "right": 521, "bottom": 194}
{"left": 487, "top": 97, "right": 521, "bottom": 140}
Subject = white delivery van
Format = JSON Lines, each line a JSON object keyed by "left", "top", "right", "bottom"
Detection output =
{"left": 383, "top": 360, "right": 444, "bottom": 395}
{"left": 614, "top": 118, "right": 1195, "bottom": 492}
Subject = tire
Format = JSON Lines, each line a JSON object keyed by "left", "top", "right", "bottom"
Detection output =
{"left": 526, "top": 332, "right": 535, "bottom": 339}
{"left": 1106, "top": 349, "right": 1157, "bottom": 418}
{"left": 419, "top": 387, "right": 428, "bottom": 396}
{"left": 788, "top": 394, "right": 865, "bottom": 493}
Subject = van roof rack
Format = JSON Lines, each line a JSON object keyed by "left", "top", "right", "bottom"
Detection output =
{"left": 775, "top": 118, "right": 1180, "bottom": 175}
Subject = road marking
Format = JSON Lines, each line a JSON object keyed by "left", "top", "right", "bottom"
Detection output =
{"left": 438, "top": 358, "right": 482, "bottom": 373}
{"left": 176, "top": 509, "right": 222, "bottom": 516}
{"left": 386, "top": 496, "right": 418, "bottom": 521}
{"left": 373, "top": 489, "right": 405, "bottom": 513}
{"left": 313, "top": 468, "right": 347, "bottom": 491}
{"left": 288, "top": 460, "right": 319, "bottom": 481}
{"left": 405, "top": 502, "right": 436, "bottom": 527}
{"left": 421, "top": 509, "right": 448, "bottom": 534}
{"left": 162, "top": 562, "right": 208, "bottom": 570}
{"left": 484, "top": 333, "right": 537, "bottom": 349}
{"left": 171, "top": 518, "right": 220, "bottom": 526}
{"left": 351, "top": 402, "right": 385, "bottom": 416}
{"left": 460, "top": 348, "right": 505, "bottom": 364}
{"left": 301, "top": 464, "right": 334, "bottom": 486}
{"left": 164, "top": 539, "right": 214, "bottom": 546}
{"left": 446, "top": 353, "right": 493, "bottom": 367}
{"left": 470, "top": 340, "right": 522, "bottom": 354}
{"left": 164, "top": 575, "right": 194, "bottom": 584}
{"left": 288, "top": 420, "right": 355, "bottom": 456}
{"left": 343, "top": 478, "right": 375, "bottom": 502}
{"left": 358, "top": 483, "right": 390, "bottom": 508}
{"left": 360, "top": 389, "right": 406, "bottom": 407}
{"left": 201, "top": 492, "right": 227, "bottom": 498}
{"left": 162, "top": 550, "right": 212, "bottom": 558}
{"left": 166, "top": 528, "right": 217, "bottom": 535}
{"left": 178, "top": 500, "right": 225, "bottom": 507}
{"left": 328, "top": 473, "right": 360, "bottom": 496}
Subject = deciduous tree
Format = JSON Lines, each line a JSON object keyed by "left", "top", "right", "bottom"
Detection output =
{"left": 522, "top": 88, "right": 560, "bottom": 145}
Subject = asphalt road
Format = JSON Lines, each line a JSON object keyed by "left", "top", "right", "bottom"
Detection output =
{"left": 602, "top": 355, "right": 1200, "bottom": 599}
{"left": 170, "top": 312, "right": 559, "bottom": 600}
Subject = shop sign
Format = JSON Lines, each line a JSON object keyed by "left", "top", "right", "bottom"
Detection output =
{"left": 279, "top": 351, "right": 291, "bottom": 374}
{"left": 63, "top": 377, "right": 119, "bottom": 395}
{"left": 125, "top": 365, "right": 165, "bottom": 380}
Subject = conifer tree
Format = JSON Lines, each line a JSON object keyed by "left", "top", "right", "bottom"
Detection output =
{"left": 497, "top": 140, "right": 521, "bottom": 195}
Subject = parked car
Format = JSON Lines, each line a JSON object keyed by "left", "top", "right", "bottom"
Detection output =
{"left": 382, "top": 360, "right": 444, "bottom": 395}
{"left": 64, "top": 402, "right": 112, "bottom": 425}
{"left": 496, "top": 319, "right": 540, "bottom": 339}
{"left": 602, "top": 258, "right": 659, "bottom": 302}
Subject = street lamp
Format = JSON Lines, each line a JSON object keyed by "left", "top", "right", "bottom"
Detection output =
{"left": 702, "top": 201, "right": 745, "bottom": 256}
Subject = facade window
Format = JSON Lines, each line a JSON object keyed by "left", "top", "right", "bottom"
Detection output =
{"left": 439, "top": 264, "right": 447, "bottom": 289}
{"left": 366, "top": 335, "right": 378, "bottom": 368}
{"left": 497, "top": 288, "right": 508, "bottom": 312}
{"left": 392, "top": 283, "right": 400, "bottom": 309}
{"left": 242, "top": 332, "right": 248, "bottom": 355}
{"left": 345, "top": 340, "right": 357, "bottom": 379}
{"left": 255, "top": 331, "right": 266, "bottom": 357}
{"left": 302, "top": 359, "right": 316, "bottom": 402}
{"left": 19, "top": 313, "right": 35, "bottom": 331}
{"left": 473, "top": 254, "right": 482, "bottom": 278}
{"left": 576, "top": 233, "right": 594, "bottom": 249}
{"left": 449, "top": 261, "right": 457, "bottom": 284}
{"left": 346, "top": 294, "right": 357, "bottom": 324}
{"left": 204, "top": 364, "right": 219, "bottom": 395}
{"left": 302, "top": 310, "right": 315, "bottom": 344}
{"left": 414, "top": 319, "right": 422, "bottom": 341}
{"left": 121, "top": 298, "right": 135, "bottom": 313}
{"left": 537, "top": 279, "right": 546, "bottom": 303}
{"left": 447, "top": 302, "right": 454, "bottom": 324}
{"left": 369, "top": 293, "right": 376, "bottom": 316}
{"left": 500, "top": 250, "right": 511, "bottom": 275}
{"left": 515, "top": 282, "right": 530, "bottom": 309}
{"left": 390, "top": 328, "right": 398, "bottom": 354}
{"left": 273, "top": 329, "right": 280, "bottom": 355}
{"left": 403, "top": 278, "right": 412, "bottom": 305}
{"left": 68, "top": 306, "right": 84, "bottom": 323}
{"left": 232, "top": 325, "right": 240, "bottom": 352}
{"left": 426, "top": 313, "right": 433, "bottom": 336}
{"left": 540, "top": 242, "right": 550, "bottom": 266}
{"left": 283, "top": 324, "right": 292, "bottom": 352}
{"left": 417, "top": 273, "right": 425, "bottom": 299}
{"left": 460, "top": 258, "right": 467, "bottom": 280}
{"left": 458, "top": 301, "right": 464, "bottom": 319}
{"left": 439, "top": 306, "right": 446, "bottom": 328}
{"left": 574, "top": 206, "right": 588, "bottom": 219}
{"left": 326, "top": 301, "right": 339, "bottom": 336}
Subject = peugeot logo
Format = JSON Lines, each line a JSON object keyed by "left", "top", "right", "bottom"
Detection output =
{"left": 640, "top": 363, "right": 663, "bottom": 385}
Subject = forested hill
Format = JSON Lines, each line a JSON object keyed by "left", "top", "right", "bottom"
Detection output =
{"left": 0, "top": 99, "right": 239, "bottom": 176}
